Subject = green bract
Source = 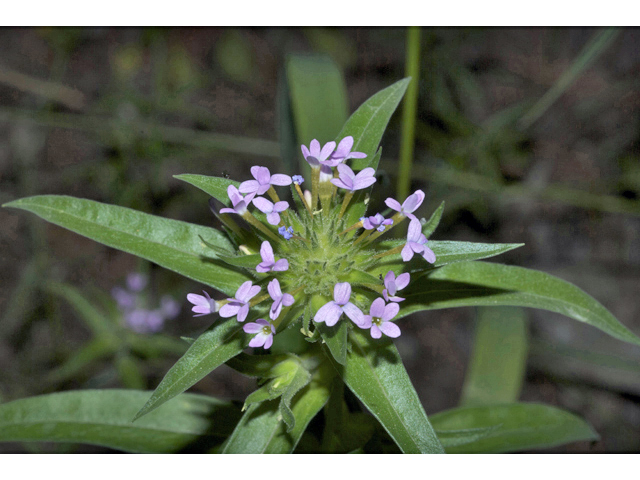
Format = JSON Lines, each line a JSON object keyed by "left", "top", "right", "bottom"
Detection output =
{"left": 3, "top": 79, "right": 639, "bottom": 454}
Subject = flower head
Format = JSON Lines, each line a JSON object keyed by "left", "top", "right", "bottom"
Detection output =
{"left": 361, "top": 213, "right": 393, "bottom": 232}
{"left": 252, "top": 197, "right": 289, "bottom": 225}
{"left": 402, "top": 219, "right": 436, "bottom": 264}
{"left": 267, "top": 278, "right": 295, "bottom": 320}
{"left": 292, "top": 175, "right": 304, "bottom": 185}
{"left": 301, "top": 139, "right": 339, "bottom": 168}
{"left": 314, "top": 282, "right": 365, "bottom": 327}
{"left": 361, "top": 298, "right": 401, "bottom": 339}
{"left": 329, "top": 136, "right": 367, "bottom": 163}
{"left": 239, "top": 166, "right": 292, "bottom": 202}
{"left": 219, "top": 185, "right": 249, "bottom": 216}
{"left": 125, "top": 309, "right": 165, "bottom": 334}
{"left": 278, "top": 225, "right": 294, "bottom": 240}
{"left": 219, "top": 281, "right": 261, "bottom": 322}
{"left": 331, "top": 164, "right": 377, "bottom": 193}
{"left": 382, "top": 271, "right": 410, "bottom": 303}
{"left": 256, "top": 241, "right": 289, "bottom": 273}
{"left": 385, "top": 190, "right": 425, "bottom": 221}
{"left": 126, "top": 273, "right": 148, "bottom": 292}
{"left": 243, "top": 319, "right": 275, "bottom": 349}
{"left": 187, "top": 290, "right": 219, "bottom": 317}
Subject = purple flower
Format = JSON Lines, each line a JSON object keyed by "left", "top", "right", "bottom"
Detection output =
{"left": 111, "top": 287, "right": 136, "bottom": 310}
{"left": 292, "top": 175, "right": 304, "bottom": 185}
{"left": 330, "top": 164, "right": 377, "bottom": 193}
{"left": 314, "top": 282, "right": 365, "bottom": 327}
{"left": 361, "top": 213, "right": 393, "bottom": 232}
{"left": 361, "top": 298, "right": 401, "bottom": 339}
{"left": 329, "top": 136, "right": 366, "bottom": 163}
{"left": 126, "top": 273, "right": 148, "bottom": 292}
{"left": 382, "top": 271, "right": 410, "bottom": 303}
{"left": 301, "top": 139, "right": 342, "bottom": 168}
{"left": 256, "top": 241, "right": 289, "bottom": 273}
{"left": 125, "top": 309, "right": 166, "bottom": 334}
{"left": 252, "top": 197, "right": 289, "bottom": 225}
{"left": 219, "top": 281, "right": 261, "bottom": 322}
{"left": 160, "top": 295, "right": 181, "bottom": 318}
{"left": 267, "top": 278, "right": 295, "bottom": 320}
{"left": 385, "top": 190, "right": 425, "bottom": 221}
{"left": 219, "top": 185, "right": 249, "bottom": 216}
{"left": 243, "top": 319, "right": 275, "bottom": 349}
{"left": 187, "top": 290, "right": 219, "bottom": 317}
{"left": 402, "top": 219, "right": 436, "bottom": 264}
{"left": 278, "top": 225, "right": 294, "bottom": 240}
{"left": 238, "top": 166, "right": 292, "bottom": 202}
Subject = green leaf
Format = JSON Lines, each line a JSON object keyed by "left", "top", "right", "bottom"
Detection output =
{"left": 435, "top": 425, "right": 501, "bottom": 449}
{"left": 460, "top": 307, "right": 528, "bottom": 406}
{"left": 173, "top": 174, "right": 239, "bottom": 206}
{"left": 0, "top": 390, "right": 241, "bottom": 453}
{"left": 47, "top": 338, "right": 116, "bottom": 386}
{"left": 317, "top": 318, "right": 348, "bottom": 366}
{"left": 422, "top": 201, "right": 445, "bottom": 238}
{"left": 3, "top": 195, "right": 251, "bottom": 296}
{"left": 134, "top": 317, "right": 246, "bottom": 421}
{"left": 221, "top": 368, "right": 331, "bottom": 453}
{"left": 337, "top": 78, "right": 410, "bottom": 171}
{"left": 398, "top": 261, "right": 640, "bottom": 347}
{"left": 430, "top": 403, "right": 599, "bottom": 453}
{"left": 330, "top": 329, "right": 444, "bottom": 453}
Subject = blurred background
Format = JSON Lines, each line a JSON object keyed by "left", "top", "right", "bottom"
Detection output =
{"left": 1, "top": 27, "right": 639, "bottom": 452}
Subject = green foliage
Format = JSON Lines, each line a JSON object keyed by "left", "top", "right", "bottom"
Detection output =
{"left": 431, "top": 403, "right": 599, "bottom": 453}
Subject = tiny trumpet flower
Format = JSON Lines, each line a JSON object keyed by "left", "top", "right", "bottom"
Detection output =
{"left": 382, "top": 271, "right": 410, "bottom": 303}
{"left": 256, "top": 241, "right": 289, "bottom": 273}
{"left": 252, "top": 197, "right": 289, "bottom": 225}
{"left": 361, "top": 213, "right": 393, "bottom": 232}
{"left": 278, "top": 225, "right": 294, "bottom": 240}
{"left": 239, "top": 166, "right": 292, "bottom": 201}
{"left": 219, "top": 281, "right": 261, "bottom": 322}
{"left": 219, "top": 185, "right": 249, "bottom": 216}
{"left": 331, "top": 164, "right": 377, "bottom": 192}
{"left": 329, "top": 136, "right": 367, "bottom": 163}
{"left": 385, "top": 190, "right": 425, "bottom": 221}
{"left": 243, "top": 319, "right": 275, "bottom": 349}
{"left": 301, "top": 139, "right": 339, "bottom": 168}
{"left": 187, "top": 290, "right": 219, "bottom": 316}
{"left": 314, "top": 282, "right": 365, "bottom": 327}
{"left": 292, "top": 175, "right": 304, "bottom": 185}
{"left": 402, "top": 219, "right": 436, "bottom": 263}
{"left": 267, "top": 278, "right": 295, "bottom": 320}
{"left": 362, "top": 298, "right": 401, "bottom": 339}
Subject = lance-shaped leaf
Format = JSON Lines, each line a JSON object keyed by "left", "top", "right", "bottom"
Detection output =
{"left": 174, "top": 174, "right": 239, "bottom": 206}
{"left": 336, "top": 78, "right": 410, "bottom": 171}
{"left": 397, "top": 261, "right": 640, "bottom": 347}
{"left": 430, "top": 403, "right": 599, "bottom": 453}
{"left": 3, "top": 195, "right": 250, "bottom": 296}
{"left": 221, "top": 365, "right": 332, "bottom": 453}
{"left": 134, "top": 317, "right": 247, "bottom": 421}
{"left": 0, "top": 390, "right": 241, "bottom": 453}
{"left": 422, "top": 201, "right": 445, "bottom": 238}
{"left": 460, "top": 307, "right": 528, "bottom": 406}
{"left": 328, "top": 329, "right": 444, "bottom": 453}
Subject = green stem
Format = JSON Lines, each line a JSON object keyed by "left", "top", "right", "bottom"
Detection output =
{"left": 396, "top": 26, "right": 422, "bottom": 200}
{"left": 373, "top": 244, "right": 404, "bottom": 259}
{"left": 241, "top": 211, "right": 281, "bottom": 243}
{"left": 338, "top": 191, "right": 354, "bottom": 219}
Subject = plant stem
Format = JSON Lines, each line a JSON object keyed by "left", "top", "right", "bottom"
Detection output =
{"left": 338, "top": 191, "right": 354, "bottom": 219}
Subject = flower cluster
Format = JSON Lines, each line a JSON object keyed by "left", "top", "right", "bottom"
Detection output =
{"left": 112, "top": 273, "right": 180, "bottom": 334}
{"left": 186, "top": 136, "right": 435, "bottom": 349}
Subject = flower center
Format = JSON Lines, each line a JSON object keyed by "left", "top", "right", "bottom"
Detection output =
{"left": 372, "top": 317, "right": 382, "bottom": 326}
{"left": 262, "top": 326, "right": 272, "bottom": 335}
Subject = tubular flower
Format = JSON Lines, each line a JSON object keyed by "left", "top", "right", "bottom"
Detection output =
{"left": 187, "top": 290, "right": 219, "bottom": 316}
{"left": 331, "top": 164, "right": 377, "bottom": 192}
{"left": 329, "top": 135, "right": 367, "bottom": 163}
{"left": 239, "top": 166, "right": 292, "bottom": 202}
{"left": 219, "top": 281, "right": 261, "bottom": 322}
{"left": 256, "top": 241, "right": 289, "bottom": 273}
{"left": 253, "top": 197, "right": 289, "bottom": 225}
{"left": 382, "top": 271, "right": 410, "bottom": 303}
{"left": 243, "top": 319, "right": 275, "bottom": 349}
{"left": 361, "top": 298, "right": 401, "bottom": 339}
{"left": 314, "top": 282, "right": 365, "bottom": 327}
{"left": 385, "top": 190, "right": 425, "bottom": 221}
{"left": 267, "top": 278, "right": 295, "bottom": 320}
{"left": 361, "top": 213, "right": 393, "bottom": 232}
{"left": 402, "top": 219, "right": 436, "bottom": 263}
{"left": 219, "top": 185, "right": 249, "bottom": 216}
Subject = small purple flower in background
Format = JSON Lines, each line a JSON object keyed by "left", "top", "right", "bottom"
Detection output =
{"left": 219, "top": 185, "right": 249, "bottom": 216}
{"left": 187, "top": 290, "right": 219, "bottom": 317}
{"left": 219, "top": 281, "right": 261, "bottom": 322}
{"left": 329, "top": 136, "right": 367, "bottom": 163}
{"left": 256, "top": 241, "right": 289, "bottom": 273}
{"left": 125, "top": 309, "right": 165, "bottom": 334}
{"left": 382, "top": 271, "right": 410, "bottom": 303}
{"left": 385, "top": 190, "right": 425, "bottom": 221}
{"left": 278, "top": 226, "right": 294, "bottom": 240}
{"left": 267, "top": 278, "right": 295, "bottom": 320}
{"left": 301, "top": 139, "right": 338, "bottom": 168}
{"left": 252, "top": 197, "right": 289, "bottom": 225}
{"left": 314, "top": 282, "right": 365, "bottom": 327}
{"left": 239, "top": 166, "right": 292, "bottom": 202}
{"left": 292, "top": 175, "right": 304, "bottom": 185}
{"left": 126, "top": 272, "right": 148, "bottom": 292}
{"left": 160, "top": 296, "right": 181, "bottom": 318}
{"left": 361, "top": 298, "right": 401, "bottom": 339}
{"left": 361, "top": 213, "right": 393, "bottom": 232}
{"left": 243, "top": 319, "right": 275, "bottom": 349}
{"left": 112, "top": 286, "right": 136, "bottom": 310}
{"left": 331, "top": 164, "right": 376, "bottom": 193}
{"left": 402, "top": 219, "right": 436, "bottom": 264}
